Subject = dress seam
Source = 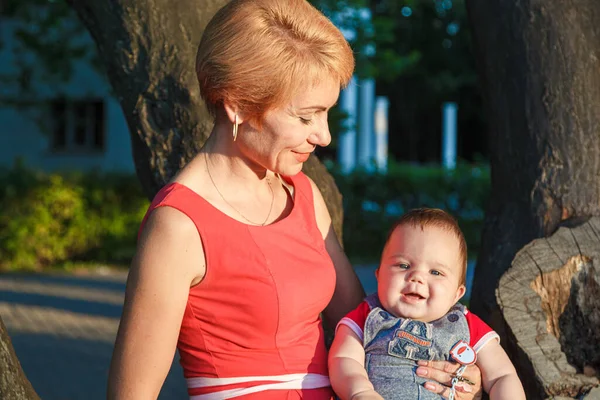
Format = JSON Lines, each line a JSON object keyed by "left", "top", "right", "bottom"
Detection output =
{"left": 245, "top": 225, "right": 288, "bottom": 372}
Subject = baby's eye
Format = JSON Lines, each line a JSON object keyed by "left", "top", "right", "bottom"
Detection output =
{"left": 396, "top": 263, "right": 410, "bottom": 270}
{"left": 430, "top": 270, "right": 443, "bottom": 276}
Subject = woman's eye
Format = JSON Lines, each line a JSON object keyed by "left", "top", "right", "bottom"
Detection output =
{"left": 299, "top": 117, "right": 313, "bottom": 125}
{"left": 430, "top": 270, "right": 442, "bottom": 276}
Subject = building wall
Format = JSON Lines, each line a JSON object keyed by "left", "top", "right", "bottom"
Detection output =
{"left": 0, "top": 19, "right": 135, "bottom": 173}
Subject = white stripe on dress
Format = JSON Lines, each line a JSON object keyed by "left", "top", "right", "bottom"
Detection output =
{"left": 187, "top": 373, "right": 330, "bottom": 399}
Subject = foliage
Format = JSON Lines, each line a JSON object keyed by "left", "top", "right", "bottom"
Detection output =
{"left": 332, "top": 160, "right": 490, "bottom": 262}
{"left": 3, "top": 0, "right": 484, "bottom": 162}
{"left": 0, "top": 0, "right": 97, "bottom": 105}
{"left": 311, "top": 0, "right": 420, "bottom": 80}
{"left": 0, "top": 164, "right": 148, "bottom": 270}
{"left": 0, "top": 161, "right": 489, "bottom": 270}
{"left": 310, "top": 0, "right": 475, "bottom": 85}
{"left": 308, "top": 0, "right": 486, "bottom": 162}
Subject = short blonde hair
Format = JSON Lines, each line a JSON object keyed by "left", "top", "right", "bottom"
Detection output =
{"left": 387, "top": 208, "right": 468, "bottom": 285}
{"left": 196, "top": 0, "right": 355, "bottom": 122}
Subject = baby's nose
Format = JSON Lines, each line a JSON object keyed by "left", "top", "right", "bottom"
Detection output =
{"left": 408, "top": 271, "right": 425, "bottom": 283}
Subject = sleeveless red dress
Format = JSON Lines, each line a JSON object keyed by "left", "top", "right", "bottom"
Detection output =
{"left": 141, "top": 172, "right": 336, "bottom": 399}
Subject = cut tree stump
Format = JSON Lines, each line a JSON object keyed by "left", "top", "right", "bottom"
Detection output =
{"left": 497, "top": 217, "right": 600, "bottom": 399}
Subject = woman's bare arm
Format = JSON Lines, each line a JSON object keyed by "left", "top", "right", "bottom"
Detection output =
{"left": 107, "top": 207, "right": 205, "bottom": 399}
{"left": 308, "top": 178, "right": 365, "bottom": 327}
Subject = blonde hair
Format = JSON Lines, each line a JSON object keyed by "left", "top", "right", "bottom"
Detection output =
{"left": 196, "top": 0, "right": 355, "bottom": 122}
{"left": 387, "top": 208, "right": 468, "bottom": 285}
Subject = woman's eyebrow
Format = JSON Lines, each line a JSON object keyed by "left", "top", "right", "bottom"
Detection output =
{"left": 297, "top": 101, "right": 338, "bottom": 111}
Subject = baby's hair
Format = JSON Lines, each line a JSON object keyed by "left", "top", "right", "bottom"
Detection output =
{"left": 387, "top": 208, "right": 467, "bottom": 285}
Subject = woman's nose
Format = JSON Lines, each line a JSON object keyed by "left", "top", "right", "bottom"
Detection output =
{"left": 309, "top": 115, "right": 331, "bottom": 147}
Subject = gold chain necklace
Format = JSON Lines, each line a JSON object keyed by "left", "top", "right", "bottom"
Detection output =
{"left": 205, "top": 155, "right": 274, "bottom": 226}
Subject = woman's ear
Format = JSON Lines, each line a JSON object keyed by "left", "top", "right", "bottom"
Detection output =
{"left": 223, "top": 103, "right": 245, "bottom": 125}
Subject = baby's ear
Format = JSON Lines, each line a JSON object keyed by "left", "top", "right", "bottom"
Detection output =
{"left": 454, "top": 285, "right": 466, "bottom": 303}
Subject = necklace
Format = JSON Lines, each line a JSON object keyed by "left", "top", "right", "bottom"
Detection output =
{"left": 205, "top": 155, "right": 275, "bottom": 226}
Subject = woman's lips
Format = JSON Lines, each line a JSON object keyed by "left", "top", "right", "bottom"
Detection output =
{"left": 293, "top": 152, "right": 311, "bottom": 163}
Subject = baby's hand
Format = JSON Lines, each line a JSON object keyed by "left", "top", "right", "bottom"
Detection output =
{"left": 350, "top": 389, "right": 384, "bottom": 400}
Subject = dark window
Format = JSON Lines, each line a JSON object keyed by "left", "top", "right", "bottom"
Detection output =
{"left": 50, "top": 98, "right": 105, "bottom": 152}
{"left": 74, "top": 102, "right": 88, "bottom": 146}
{"left": 93, "top": 101, "right": 105, "bottom": 149}
{"left": 52, "top": 100, "right": 67, "bottom": 149}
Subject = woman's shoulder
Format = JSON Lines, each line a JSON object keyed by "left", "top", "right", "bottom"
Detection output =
{"left": 143, "top": 204, "right": 199, "bottom": 236}
{"left": 137, "top": 204, "right": 206, "bottom": 284}
{"left": 140, "top": 182, "right": 204, "bottom": 235}
{"left": 139, "top": 205, "right": 203, "bottom": 261}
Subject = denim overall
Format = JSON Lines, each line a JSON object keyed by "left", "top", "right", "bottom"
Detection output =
{"left": 363, "top": 294, "right": 470, "bottom": 400}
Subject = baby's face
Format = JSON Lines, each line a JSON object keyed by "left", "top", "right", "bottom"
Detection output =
{"left": 376, "top": 224, "right": 466, "bottom": 323}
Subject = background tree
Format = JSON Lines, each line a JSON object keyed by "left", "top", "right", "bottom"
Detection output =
{"left": 0, "top": 2, "right": 86, "bottom": 397}
{"left": 0, "top": 319, "right": 39, "bottom": 399}
{"left": 0, "top": 0, "right": 94, "bottom": 104}
{"left": 466, "top": 1, "right": 600, "bottom": 397}
{"left": 0, "top": 0, "right": 343, "bottom": 396}
{"left": 311, "top": 0, "right": 486, "bottom": 164}
{"left": 0, "top": 0, "right": 346, "bottom": 235}
{"left": 371, "top": 0, "right": 486, "bottom": 163}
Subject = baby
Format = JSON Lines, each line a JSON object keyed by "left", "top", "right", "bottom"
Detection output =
{"left": 329, "top": 208, "right": 525, "bottom": 400}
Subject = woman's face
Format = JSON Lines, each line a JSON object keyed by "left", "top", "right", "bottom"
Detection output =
{"left": 238, "top": 77, "right": 340, "bottom": 176}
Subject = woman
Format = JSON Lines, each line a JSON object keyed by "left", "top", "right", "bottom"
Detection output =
{"left": 107, "top": 0, "right": 483, "bottom": 398}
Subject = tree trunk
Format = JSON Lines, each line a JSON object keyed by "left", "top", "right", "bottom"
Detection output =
{"left": 497, "top": 219, "right": 600, "bottom": 398}
{"left": 0, "top": 318, "right": 39, "bottom": 400}
{"left": 66, "top": 0, "right": 344, "bottom": 240}
{"left": 1, "top": 1, "right": 347, "bottom": 395}
{"left": 465, "top": 1, "right": 600, "bottom": 398}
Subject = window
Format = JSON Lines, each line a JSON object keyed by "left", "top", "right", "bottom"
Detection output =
{"left": 51, "top": 99, "right": 105, "bottom": 152}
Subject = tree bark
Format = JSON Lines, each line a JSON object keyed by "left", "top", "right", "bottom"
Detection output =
{"left": 1, "top": 1, "right": 347, "bottom": 395}
{"left": 66, "top": 0, "right": 345, "bottom": 240}
{"left": 465, "top": 1, "right": 600, "bottom": 397}
{"left": 497, "top": 219, "right": 600, "bottom": 398}
{"left": 0, "top": 318, "right": 39, "bottom": 400}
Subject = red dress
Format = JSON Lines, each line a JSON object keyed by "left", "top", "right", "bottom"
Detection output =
{"left": 141, "top": 172, "right": 336, "bottom": 399}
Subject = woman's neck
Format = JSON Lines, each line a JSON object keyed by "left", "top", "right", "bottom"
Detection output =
{"left": 200, "top": 123, "right": 273, "bottom": 188}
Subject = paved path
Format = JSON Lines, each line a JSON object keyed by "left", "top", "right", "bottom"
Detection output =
{"left": 0, "top": 262, "right": 474, "bottom": 399}
{"left": 0, "top": 266, "right": 379, "bottom": 400}
{"left": 0, "top": 270, "right": 188, "bottom": 400}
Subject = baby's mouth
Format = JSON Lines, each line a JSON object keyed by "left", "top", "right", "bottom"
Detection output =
{"left": 402, "top": 292, "right": 426, "bottom": 302}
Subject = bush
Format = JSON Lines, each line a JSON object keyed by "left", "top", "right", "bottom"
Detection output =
{"left": 0, "top": 162, "right": 490, "bottom": 270}
{"left": 0, "top": 164, "right": 149, "bottom": 271}
{"left": 331, "top": 161, "right": 491, "bottom": 263}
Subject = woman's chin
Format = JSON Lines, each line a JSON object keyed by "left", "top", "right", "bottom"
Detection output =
{"left": 277, "top": 163, "right": 304, "bottom": 177}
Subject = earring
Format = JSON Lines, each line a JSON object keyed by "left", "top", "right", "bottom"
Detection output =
{"left": 232, "top": 114, "right": 239, "bottom": 141}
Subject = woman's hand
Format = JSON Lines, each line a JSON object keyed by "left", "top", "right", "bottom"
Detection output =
{"left": 416, "top": 360, "right": 483, "bottom": 400}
